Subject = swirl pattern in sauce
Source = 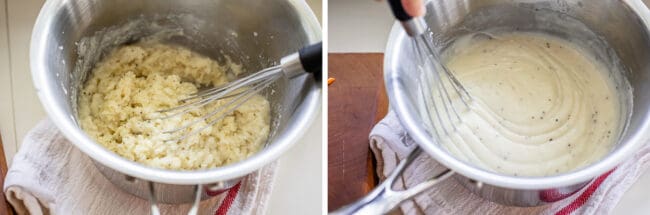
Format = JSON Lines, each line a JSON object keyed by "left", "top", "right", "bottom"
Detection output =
{"left": 436, "top": 32, "right": 624, "bottom": 176}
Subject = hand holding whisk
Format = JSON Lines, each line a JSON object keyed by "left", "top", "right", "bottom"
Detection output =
{"left": 156, "top": 42, "right": 322, "bottom": 142}
{"left": 386, "top": 0, "right": 473, "bottom": 141}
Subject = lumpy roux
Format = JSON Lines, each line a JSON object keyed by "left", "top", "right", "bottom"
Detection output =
{"left": 436, "top": 32, "right": 623, "bottom": 176}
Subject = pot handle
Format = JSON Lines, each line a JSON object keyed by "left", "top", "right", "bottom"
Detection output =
{"left": 330, "top": 147, "right": 454, "bottom": 215}
{"left": 147, "top": 182, "right": 203, "bottom": 215}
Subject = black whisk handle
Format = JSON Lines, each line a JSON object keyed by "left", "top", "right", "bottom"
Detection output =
{"left": 387, "top": 0, "right": 412, "bottom": 21}
{"left": 299, "top": 42, "right": 322, "bottom": 82}
{"left": 386, "top": 0, "right": 428, "bottom": 37}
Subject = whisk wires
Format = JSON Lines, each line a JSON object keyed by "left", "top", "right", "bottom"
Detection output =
{"left": 154, "top": 66, "right": 284, "bottom": 142}
{"left": 413, "top": 34, "right": 473, "bottom": 142}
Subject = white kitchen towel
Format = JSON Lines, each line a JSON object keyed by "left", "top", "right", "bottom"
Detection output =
{"left": 3, "top": 119, "right": 278, "bottom": 215}
{"left": 370, "top": 111, "right": 650, "bottom": 215}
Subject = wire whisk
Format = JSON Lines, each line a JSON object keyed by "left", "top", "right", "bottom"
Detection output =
{"left": 387, "top": 0, "right": 474, "bottom": 141}
{"left": 413, "top": 35, "right": 474, "bottom": 142}
{"left": 155, "top": 42, "right": 322, "bottom": 142}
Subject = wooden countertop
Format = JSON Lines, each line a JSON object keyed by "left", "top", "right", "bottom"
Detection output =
{"left": 327, "top": 53, "right": 388, "bottom": 211}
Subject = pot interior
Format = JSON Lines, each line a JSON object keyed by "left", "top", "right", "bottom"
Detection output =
{"left": 34, "top": 0, "right": 320, "bottom": 179}
{"left": 386, "top": 0, "right": 650, "bottom": 186}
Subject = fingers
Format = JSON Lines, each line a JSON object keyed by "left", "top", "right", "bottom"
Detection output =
{"left": 401, "top": 0, "right": 426, "bottom": 17}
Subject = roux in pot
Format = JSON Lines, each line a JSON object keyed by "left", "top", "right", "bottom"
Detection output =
{"left": 78, "top": 42, "right": 271, "bottom": 170}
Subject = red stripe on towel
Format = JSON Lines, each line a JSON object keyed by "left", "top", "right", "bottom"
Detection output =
{"left": 555, "top": 168, "right": 616, "bottom": 215}
{"left": 215, "top": 182, "right": 242, "bottom": 215}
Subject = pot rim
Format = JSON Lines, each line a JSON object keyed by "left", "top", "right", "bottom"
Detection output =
{"left": 384, "top": 0, "right": 650, "bottom": 190}
{"left": 30, "top": 0, "right": 322, "bottom": 185}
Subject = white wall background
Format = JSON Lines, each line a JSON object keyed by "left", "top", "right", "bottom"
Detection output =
{"left": 329, "top": 0, "right": 394, "bottom": 53}
{"left": 0, "top": 0, "right": 46, "bottom": 165}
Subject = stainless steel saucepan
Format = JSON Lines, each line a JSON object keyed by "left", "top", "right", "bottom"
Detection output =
{"left": 334, "top": 0, "right": 650, "bottom": 213}
{"left": 30, "top": 0, "right": 321, "bottom": 213}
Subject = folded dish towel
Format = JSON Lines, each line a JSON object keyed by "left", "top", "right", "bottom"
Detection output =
{"left": 369, "top": 111, "right": 650, "bottom": 215}
{"left": 3, "top": 119, "right": 277, "bottom": 215}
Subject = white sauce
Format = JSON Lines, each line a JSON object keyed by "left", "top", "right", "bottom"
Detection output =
{"left": 435, "top": 32, "right": 624, "bottom": 176}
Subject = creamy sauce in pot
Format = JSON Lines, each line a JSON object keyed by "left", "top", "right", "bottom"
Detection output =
{"left": 435, "top": 32, "right": 625, "bottom": 176}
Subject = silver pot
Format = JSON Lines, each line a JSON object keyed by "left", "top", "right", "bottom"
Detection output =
{"left": 334, "top": 0, "right": 650, "bottom": 213}
{"left": 30, "top": 0, "right": 321, "bottom": 211}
